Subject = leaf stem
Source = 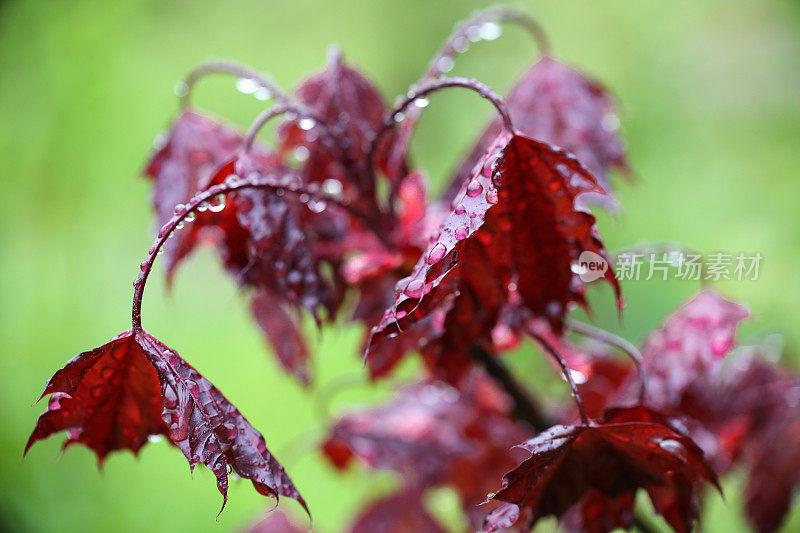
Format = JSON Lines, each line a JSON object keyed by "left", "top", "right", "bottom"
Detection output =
{"left": 178, "top": 59, "right": 291, "bottom": 109}
{"left": 566, "top": 319, "right": 647, "bottom": 404}
{"left": 527, "top": 329, "right": 589, "bottom": 425}
{"left": 366, "top": 76, "right": 512, "bottom": 209}
{"left": 131, "top": 173, "right": 368, "bottom": 332}
{"left": 422, "top": 5, "right": 551, "bottom": 82}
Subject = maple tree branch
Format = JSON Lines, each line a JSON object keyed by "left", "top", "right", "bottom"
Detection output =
{"left": 528, "top": 330, "right": 589, "bottom": 425}
{"left": 178, "top": 59, "right": 291, "bottom": 109}
{"left": 131, "top": 174, "right": 370, "bottom": 332}
{"left": 423, "top": 5, "right": 551, "bottom": 81}
{"left": 566, "top": 319, "right": 647, "bottom": 404}
{"left": 469, "top": 344, "right": 549, "bottom": 431}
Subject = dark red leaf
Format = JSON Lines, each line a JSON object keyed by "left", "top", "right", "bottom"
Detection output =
{"left": 28, "top": 330, "right": 307, "bottom": 514}
{"left": 251, "top": 290, "right": 310, "bottom": 386}
{"left": 486, "top": 417, "right": 717, "bottom": 531}
{"left": 278, "top": 50, "right": 404, "bottom": 198}
{"left": 348, "top": 489, "right": 446, "bottom": 533}
{"left": 323, "top": 374, "right": 530, "bottom": 528}
{"left": 367, "top": 133, "right": 620, "bottom": 382}
{"left": 447, "top": 56, "right": 628, "bottom": 207}
{"left": 25, "top": 331, "right": 166, "bottom": 462}
{"left": 640, "top": 289, "right": 750, "bottom": 409}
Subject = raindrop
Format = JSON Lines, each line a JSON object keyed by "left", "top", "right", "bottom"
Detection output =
{"left": 184, "top": 211, "right": 196, "bottom": 223}
{"left": 454, "top": 204, "right": 466, "bottom": 215}
{"left": 175, "top": 220, "right": 184, "bottom": 230}
{"left": 293, "top": 146, "right": 310, "bottom": 162}
{"left": 393, "top": 111, "right": 406, "bottom": 123}
{"left": 225, "top": 174, "right": 240, "bottom": 186}
{"left": 466, "top": 180, "right": 483, "bottom": 197}
{"left": 298, "top": 117, "right": 316, "bottom": 130}
{"left": 322, "top": 178, "right": 343, "bottom": 195}
{"left": 307, "top": 199, "right": 327, "bottom": 213}
{"left": 197, "top": 201, "right": 209, "bottom": 212}
{"left": 173, "top": 203, "right": 185, "bottom": 215}
{"left": 453, "top": 37, "right": 470, "bottom": 53}
{"left": 100, "top": 367, "right": 115, "bottom": 379}
{"left": 454, "top": 225, "right": 468, "bottom": 241}
{"left": 253, "top": 87, "right": 271, "bottom": 101}
{"left": 659, "top": 439, "right": 685, "bottom": 457}
{"left": 437, "top": 56, "right": 455, "bottom": 73}
{"left": 208, "top": 194, "right": 226, "bottom": 212}
{"left": 148, "top": 434, "right": 165, "bottom": 443}
{"left": 466, "top": 25, "right": 482, "bottom": 42}
{"left": 427, "top": 242, "right": 447, "bottom": 264}
{"left": 414, "top": 97, "right": 430, "bottom": 108}
{"left": 486, "top": 187, "right": 499, "bottom": 204}
{"left": 404, "top": 279, "right": 425, "bottom": 298}
{"left": 235, "top": 78, "right": 259, "bottom": 94}
{"left": 601, "top": 113, "right": 621, "bottom": 132}
{"left": 174, "top": 82, "right": 189, "bottom": 97}
{"left": 479, "top": 22, "right": 502, "bottom": 41}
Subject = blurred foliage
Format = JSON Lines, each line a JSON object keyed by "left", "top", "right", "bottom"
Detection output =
{"left": 1, "top": 0, "right": 799, "bottom": 531}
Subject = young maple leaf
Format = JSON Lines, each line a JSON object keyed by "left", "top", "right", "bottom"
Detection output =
{"left": 26, "top": 330, "right": 307, "bottom": 514}
{"left": 484, "top": 415, "right": 718, "bottom": 532}
{"left": 639, "top": 289, "right": 750, "bottom": 409}
{"left": 277, "top": 48, "right": 405, "bottom": 199}
{"left": 348, "top": 489, "right": 446, "bottom": 533}
{"left": 144, "top": 112, "right": 269, "bottom": 283}
{"left": 367, "top": 132, "right": 620, "bottom": 383}
{"left": 445, "top": 56, "right": 628, "bottom": 207}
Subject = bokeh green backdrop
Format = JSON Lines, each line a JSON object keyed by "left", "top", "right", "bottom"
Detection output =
{"left": 1, "top": 0, "right": 799, "bottom": 531}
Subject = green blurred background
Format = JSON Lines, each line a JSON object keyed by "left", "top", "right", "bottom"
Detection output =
{"left": 1, "top": 0, "right": 799, "bottom": 531}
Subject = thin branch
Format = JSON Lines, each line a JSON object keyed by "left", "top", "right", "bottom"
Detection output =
{"left": 566, "top": 319, "right": 647, "bottom": 404}
{"left": 178, "top": 59, "right": 291, "bottom": 110}
{"left": 527, "top": 329, "right": 589, "bottom": 426}
{"left": 366, "top": 76, "right": 513, "bottom": 207}
{"left": 422, "top": 5, "right": 550, "bottom": 82}
{"left": 131, "top": 173, "right": 371, "bottom": 332}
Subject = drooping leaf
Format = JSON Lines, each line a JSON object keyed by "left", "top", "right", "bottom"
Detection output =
{"left": 278, "top": 49, "right": 405, "bottom": 199}
{"left": 25, "top": 331, "right": 166, "bottom": 462}
{"left": 323, "top": 374, "right": 530, "bottom": 528}
{"left": 485, "top": 416, "right": 718, "bottom": 532}
{"left": 27, "top": 329, "right": 307, "bottom": 514}
{"left": 640, "top": 289, "right": 750, "bottom": 408}
{"left": 446, "top": 56, "right": 628, "bottom": 206}
{"left": 367, "top": 132, "right": 620, "bottom": 383}
{"left": 251, "top": 290, "right": 310, "bottom": 386}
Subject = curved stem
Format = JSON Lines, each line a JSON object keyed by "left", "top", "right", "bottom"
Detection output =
{"left": 528, "top": 329, "right": 589, "bottom": 425}
{"left": 366, "top": 77, "right": 512, "bottom": 199}
{"left": 566, "top": 319, "right": 647, "bottom": 404}
{"left": 131, "top": 174, "right": 370, "bottom": 332}
{"left": 423, "top": 5, "right": 550, "bottom": 82}
{"left": 178, "top": 60, "right": 291, "bottom": 110}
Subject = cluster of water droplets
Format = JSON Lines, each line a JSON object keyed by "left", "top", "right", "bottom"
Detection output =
{"left": 235, "top": 77, "right": 272, "bottom": 101}
{"left": 435, "top": 21, "right": 503, "bottom": 75}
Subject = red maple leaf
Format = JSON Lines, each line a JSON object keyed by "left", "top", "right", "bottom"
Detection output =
{"left": 27, "top": 330, "right": 307, "bottom": 514}
{"left": 485, "top": 414, "right": 718, "bottom": 532}
{"left": 367, "top": 132, "right": 620, "bottom": 383}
